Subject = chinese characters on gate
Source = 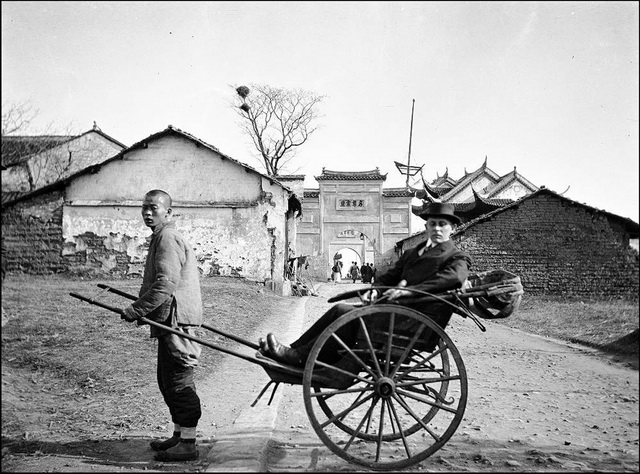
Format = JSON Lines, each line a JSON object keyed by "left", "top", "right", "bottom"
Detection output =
{"left": 338, "top": 199, "right": 365, "bottom": 209}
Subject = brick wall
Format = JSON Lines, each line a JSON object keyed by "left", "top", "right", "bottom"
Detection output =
{"left": 2, "top": 190, "right": 133, "bottom": 276}
{"left": 453, "top": 195, "right": 639, "bottom": 299}
{"left": 2, "top": 191, "right": 67, "bottom": 274}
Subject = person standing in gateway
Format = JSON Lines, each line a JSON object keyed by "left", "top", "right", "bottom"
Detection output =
{"left": 120, "top": 189, "right": 203, "bottom": 462}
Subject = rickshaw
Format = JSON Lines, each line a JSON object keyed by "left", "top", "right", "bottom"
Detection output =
{"left": 71, "top": 268, "right": 523, "bottom": 471}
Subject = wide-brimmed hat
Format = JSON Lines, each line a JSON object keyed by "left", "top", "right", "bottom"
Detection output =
{"left": 418, "top": 202, "right": 461, "bottom": 225}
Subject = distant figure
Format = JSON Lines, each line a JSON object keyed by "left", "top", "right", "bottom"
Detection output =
{"left": 361, "top": 263, "right": 373, "bottom": 284}
{"left": 349, "top": 262, "right": 359, "bottom": 283}
{"left": 360, "top": 262, "right": 368, "bottom": 283}
{"left": 331, "top": 261, "right": 342, "bottom": 283}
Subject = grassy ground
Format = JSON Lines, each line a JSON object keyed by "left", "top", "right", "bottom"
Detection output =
{"left": 493, "top": 293, "right": 639, "bottom": 368}
{"left": 1, "top": 274, "right": 296, "bottom": 448}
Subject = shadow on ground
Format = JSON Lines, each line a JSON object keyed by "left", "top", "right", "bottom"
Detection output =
{"left": 1, "top": 435, "right": 216, "bottom": 472}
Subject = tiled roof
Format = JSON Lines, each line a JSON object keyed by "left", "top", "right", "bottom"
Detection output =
{"left": 275, "top": 174, "right": 305, "bottom": 180}
{"left": 472, "top": 187, "right": 514, "bottom": 207}
{"left": 382, "top": 188, "right": 414, "bottom": 197}
{"left": 303, "top": 190, "right": 319, "bottom": 198}
{"left": 429, "top": 167, "right": 451, "bottom": 186}
{"left": 440, "top": 159, "right": 500, "bottom": 202}
{"left": 315, "top": 168, "right": 387, "bottom": 181}
{"left": 483, "top": 167, "right": 538, "bottom": 198}
{"left": 424, "top": 180, "right": 451, "bottom": 196}
{"left": 455, "top": 187, "right": 640, "bottom": 237}
{"left": 1, "top": 128, "right": 127, "bottom": 168}
{"left": 2, "top": 135, "right": 76, "bottom": 167}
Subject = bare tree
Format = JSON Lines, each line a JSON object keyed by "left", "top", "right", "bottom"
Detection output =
{"left": 1, "top": 99, "right": 39, "bottom": 136}
{"left": 2, "top": 100, "right": 88, "bottom": 191}
{"left": 232, "top": 84, "right": 325, "bottom": 176}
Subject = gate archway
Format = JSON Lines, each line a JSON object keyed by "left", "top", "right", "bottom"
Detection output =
{"left": 333, "top": 247, "right": 361, "bottom": 279}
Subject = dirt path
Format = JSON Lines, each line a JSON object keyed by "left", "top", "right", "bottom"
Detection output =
{"left": 266, "top": 282, "right": 640, "bottom": 472}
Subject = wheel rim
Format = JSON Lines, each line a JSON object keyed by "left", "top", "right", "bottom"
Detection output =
{"left": 303, "top": 305, "right": 468, "bottom": 471}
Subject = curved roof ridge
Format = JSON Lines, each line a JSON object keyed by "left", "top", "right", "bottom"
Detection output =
{"left": 315, "top": 168, "right": 387, "bottom": 181}
{"left": 486, "top": 168, "right": 538, "bottom": 198}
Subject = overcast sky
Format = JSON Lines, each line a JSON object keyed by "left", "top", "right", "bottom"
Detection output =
{"left": 2, "top": 1, "right": 638, "bottom": 220}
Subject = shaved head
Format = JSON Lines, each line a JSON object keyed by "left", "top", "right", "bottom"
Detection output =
{"left": 145, "top": 189, "right": 172, "bottom": 207}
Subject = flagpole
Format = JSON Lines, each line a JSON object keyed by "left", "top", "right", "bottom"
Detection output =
{"left": 406, "top": 99, "right": 415, "bottom": 188}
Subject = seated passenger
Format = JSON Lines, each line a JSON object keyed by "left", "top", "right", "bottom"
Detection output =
{"left": 259, "top": 202, "right": 472, "bottom": 367}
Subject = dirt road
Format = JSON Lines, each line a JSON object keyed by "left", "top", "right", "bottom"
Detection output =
{"left": 265, "top": 282, "right": 639, "bottom": 472}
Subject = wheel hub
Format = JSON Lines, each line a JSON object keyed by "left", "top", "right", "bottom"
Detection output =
{"left": 375, "top": 377, "right": 396, "bottom": 398}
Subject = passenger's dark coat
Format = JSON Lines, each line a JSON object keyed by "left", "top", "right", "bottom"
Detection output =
{"left": 373, "top": 239, "right": 472, "bottom": 318}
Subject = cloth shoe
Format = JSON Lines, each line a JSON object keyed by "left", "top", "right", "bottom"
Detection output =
{"left": 154, "top": 440, "right": 198, "bottom": 462}
{"left": 149, "top": 434, "right": 180, "bottom": 451}
{"left": 266, "top": 333, "right": 303, "bottom": 367}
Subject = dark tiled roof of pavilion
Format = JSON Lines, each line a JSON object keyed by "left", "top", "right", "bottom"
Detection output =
{"left": 423, "top": 179, "right": 451, "bottom": 197}
{"left": 429, "top": 167, "right": 455, "bottom": 187}
{"left": 315, "top": 168, "right": 387, "bottom": 181}
{"left": 414, "top": 184, "right": 440, "bottom": 201}
{"left": 411, "top": 186, "right": 514, "bottom": 221}
{"left": 472, "top": 187, "right": 514, "bottom": 207}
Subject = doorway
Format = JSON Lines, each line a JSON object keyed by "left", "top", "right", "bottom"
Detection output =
{"left": 333, "top": 247, "right": 361, "bottom": 280}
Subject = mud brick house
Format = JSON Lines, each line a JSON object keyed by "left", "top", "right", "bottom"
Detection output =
{"left": 2, "top": 122, "right": 126, "bottom": 203}
{"left": 397, "top": 187, "right": 639, "bottom": 299}
{"left": 1, "top": 125, "right": 300, "bottom": 294}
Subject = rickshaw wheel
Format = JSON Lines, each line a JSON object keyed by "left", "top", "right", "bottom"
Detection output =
{"left": 302, "top": 304, "right": 468, "bottom": 471}
{"left": 313, "top": 337, "right": 451, "bottom": 441}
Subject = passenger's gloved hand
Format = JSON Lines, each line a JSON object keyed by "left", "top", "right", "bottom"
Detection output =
{"left": 119, "top": 308, "right": 139, "bottom": 322}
